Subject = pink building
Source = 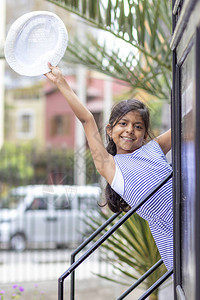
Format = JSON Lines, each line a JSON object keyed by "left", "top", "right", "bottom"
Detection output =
{"left": 44, "top": 72, "right": 130, "bottom": 149}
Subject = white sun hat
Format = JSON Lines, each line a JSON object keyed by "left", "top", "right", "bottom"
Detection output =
{"left": 4, "top": 11, "right": 68, "bottom": 76}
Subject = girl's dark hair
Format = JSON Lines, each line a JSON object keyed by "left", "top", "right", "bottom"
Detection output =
{"left": 104, "top": 99, "right": 151, "bottom": 213}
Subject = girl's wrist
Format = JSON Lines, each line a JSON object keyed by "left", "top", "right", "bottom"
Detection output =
{"left": 57, "top": 76, "right": 73, "bottom": 94}
{"left": 56, "top": 75, "right": 67, "bottom": 87}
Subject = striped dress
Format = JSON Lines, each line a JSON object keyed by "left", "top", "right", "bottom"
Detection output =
{"left": 112, "top": 140, "right": 173, "bottom": 271}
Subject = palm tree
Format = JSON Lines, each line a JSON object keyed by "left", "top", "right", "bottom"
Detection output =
{"left": 46, "top": 0, "right": 172, "bottom": 100}
{"left": 85, "top": 210, "right": 167, "bottom": 300}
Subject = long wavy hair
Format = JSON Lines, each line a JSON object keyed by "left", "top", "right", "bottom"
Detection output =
{"left": 104, "top": 99, "right": 152, "bottom": 213}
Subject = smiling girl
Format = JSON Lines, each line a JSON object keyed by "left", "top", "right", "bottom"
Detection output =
{"left": 45, "top": 64, "right": 173, "bottom": 272}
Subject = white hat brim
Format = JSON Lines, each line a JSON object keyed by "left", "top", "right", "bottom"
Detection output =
{"left": 4, "top": 11, "right": 68, "bottom": 76}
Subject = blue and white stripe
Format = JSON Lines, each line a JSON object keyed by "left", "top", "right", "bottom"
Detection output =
{"left": 114, "top": 140, "right": 173, "bottom": 271}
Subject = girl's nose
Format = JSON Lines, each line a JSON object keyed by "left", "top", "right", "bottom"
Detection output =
{"left": 126, "top": 124, "right": 134, "bottom": 134}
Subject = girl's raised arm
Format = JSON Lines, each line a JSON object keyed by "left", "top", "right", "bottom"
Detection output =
{"left": 155, "top": 129, "right": 171, "bottom": 155}
{"left": 45, "top": 64, "right": 115, "bottom": 184}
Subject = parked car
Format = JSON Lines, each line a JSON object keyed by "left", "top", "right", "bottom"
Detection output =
{"left": 0, "top": 184, "right": 102, "bottom": 251}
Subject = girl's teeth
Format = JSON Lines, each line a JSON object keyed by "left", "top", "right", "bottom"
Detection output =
{"left": 123, "top": 137, "right": 132, "bottom": 140}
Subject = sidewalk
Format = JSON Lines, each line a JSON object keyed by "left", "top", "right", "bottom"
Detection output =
{"left": 1, "top": 278, "right": 173, "bottom": 300}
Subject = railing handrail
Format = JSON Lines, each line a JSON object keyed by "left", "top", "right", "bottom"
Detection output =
{"left": 70, "top": 211, "right": 121, "bottom": 300}
{"left": 138, "top": 268, "right": 173, "bottom": 300}
{"left": 58, "top": 170, "right": 173, "bottom": 300}
{"left": 117, "top": 259, "right": 164, "bottom": 300}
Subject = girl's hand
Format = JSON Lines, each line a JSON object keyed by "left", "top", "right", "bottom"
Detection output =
{"left": 45, "top": 63, "right": 64, "bottom": 85}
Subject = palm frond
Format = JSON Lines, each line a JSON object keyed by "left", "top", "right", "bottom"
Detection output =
{"left": 65, "top": 35, "right": 171, "bottom": 99}
{"left": 46, "top": 0, "right": 172, "bottom": 100}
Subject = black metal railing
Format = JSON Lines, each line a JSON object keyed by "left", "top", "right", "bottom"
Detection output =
{"left": 70, "top": 211, "right": 121, "bottom": 300}
{"left": 58, "top": 171, "right": 173, "bottom": 300}
{"left": 117, "top": 259, "right": 163, "bottom": 300}
{"left": 137, "top": 268, "right": 173, "bottom": 300}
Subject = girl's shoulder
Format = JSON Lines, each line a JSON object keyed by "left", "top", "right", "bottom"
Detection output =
{"left": 142, "top": 139, "right": 167, "bottom": 160}
{"left": 144, "top": 139, "right": 164, "bottom": 152}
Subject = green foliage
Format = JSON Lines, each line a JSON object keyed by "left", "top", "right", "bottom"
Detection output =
{"left": 148, "top": 99, "right": 163, "bottom": 131}
{"left": 85, "top": 149, "right": 100, "bottom": 184}
{"left": 46, "top": 0, "right": 172, "bottom": 100}
{"left": 0, "top": 143, "right": 99, "bottom": 186}
{"left": 0, "top": 143, "right": 34, "bottom": 184}
{"left": 85, "top": 210, "right": 167, "bottom": 298}
{"left": 33, "top": 148, "right": 99, "bottom": 185}
{"left": 32, "top": 147, "right": 75, "bottom": 184}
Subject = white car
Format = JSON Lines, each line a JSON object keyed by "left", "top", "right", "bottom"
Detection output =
{"left": 0, "top": 184, "right": 102, "bottom": 251}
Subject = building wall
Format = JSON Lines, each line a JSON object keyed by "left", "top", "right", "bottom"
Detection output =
{"left": 45, "top": 87, "right": 76, "bottom": 149}
{"left": 5, "top": 83, "right": 45, "bottom": 149}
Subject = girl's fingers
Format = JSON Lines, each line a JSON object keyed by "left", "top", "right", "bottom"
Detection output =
{"left": 45, "top": 63, "right": 61, "bottom": 82}
{"left": 44, "top": 71, "right": 55, "bottom": 81}
{"left": 47, "top": 63, "right": 60, "bottom": 74}
{"left": 48, "top": 62, "right": 58, "bottom": 71}
{"left": 48, "top": 62, "right": 53, "bottom": 69}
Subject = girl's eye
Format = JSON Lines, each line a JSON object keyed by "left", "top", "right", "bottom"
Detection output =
{"left": 134, "top": 124, "right": 143, "bottom": 130}
{"left": 119, "top": 122, "right": 127, "bottom": 126}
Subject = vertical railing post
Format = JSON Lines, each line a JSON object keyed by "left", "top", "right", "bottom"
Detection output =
{"left": 70, "top": 212, "right": 121, "bottom": 300}
{"left": 58, "top": 278, "right": 64, "bottom": 300}
{"left": 70, "top": 257, "right": 75, "bottom": 300}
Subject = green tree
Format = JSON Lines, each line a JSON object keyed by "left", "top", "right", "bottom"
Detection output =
{"left": 0, "top": 143, "right": 34, "bottom": 184}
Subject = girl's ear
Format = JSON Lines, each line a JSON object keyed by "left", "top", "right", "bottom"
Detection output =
{"left": 106, "top": 124, "right": 112, "bottom": 138}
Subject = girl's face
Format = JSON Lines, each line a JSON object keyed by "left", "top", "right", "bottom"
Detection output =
{"left": 107, "top": 111, "right": 147, "bottom": 154}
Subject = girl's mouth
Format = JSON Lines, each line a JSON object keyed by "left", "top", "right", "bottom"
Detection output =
{"left": 121, "top": 136, "right": 134, "bottom": 141}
